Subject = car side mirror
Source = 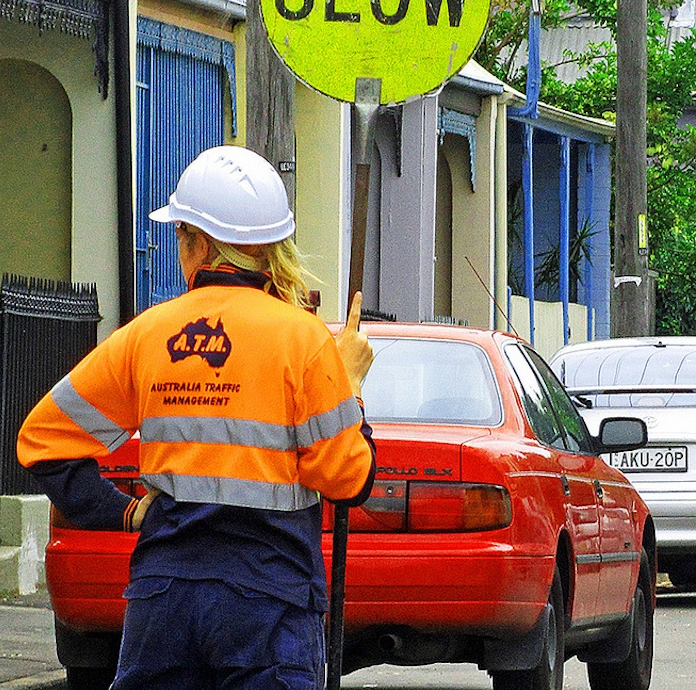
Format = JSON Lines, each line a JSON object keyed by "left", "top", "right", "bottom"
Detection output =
{"left": 594, "top": 417, "right": 648, "bottom": 455}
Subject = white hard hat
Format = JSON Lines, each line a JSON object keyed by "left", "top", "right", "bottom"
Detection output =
{"left": 149, "top": 146, "right": 295, "bottom": 245}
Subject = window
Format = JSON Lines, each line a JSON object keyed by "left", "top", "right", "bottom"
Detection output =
{"left": 505, "top": 345, "right": 565, "bottom": 449}
{"left": 553, "top": 343, "right": 696, "bottom": 408}
{"left": 525, "top": 348, "right": 594, "bottom": 454}
{"left": 361, "top": 338, "right": 503, "bottom": 425}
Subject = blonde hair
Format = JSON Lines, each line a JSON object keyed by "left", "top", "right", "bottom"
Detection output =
{"left": 181, "top": 223, "right": 318, "bottom": 308}
{"left": 259, "top": 237, "right": 316, "bottom": 308}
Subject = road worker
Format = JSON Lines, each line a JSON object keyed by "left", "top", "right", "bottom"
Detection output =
{"left": 16, "top": 145, "right": 376, "bottom": 690}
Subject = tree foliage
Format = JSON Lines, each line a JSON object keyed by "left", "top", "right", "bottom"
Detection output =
{"left": 476, "top": 0, "right": 575, "bottom": 82}
{"left": 476, "top": 1, "right": 696, "bottom": 335}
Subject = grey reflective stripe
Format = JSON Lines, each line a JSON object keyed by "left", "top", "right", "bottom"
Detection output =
{"left": 51, "top": 376, "right": 131, "bottom": 452}
{"left": 295, "top": 397, "right": 361, "bottom": 448}
{"left": 141, "top": 416, "right": 296, "bottom": 450}
{"left": 141, "top": 397, "right": 361, "bottom": 450}
{"left": 141, "top": 472, "right": 320, "bottom": 511}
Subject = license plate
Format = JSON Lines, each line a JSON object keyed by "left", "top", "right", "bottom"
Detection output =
{"left": 607, "top": 446, "right": 688, "bottom": 473}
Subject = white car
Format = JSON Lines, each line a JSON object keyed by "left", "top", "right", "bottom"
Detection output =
{"left": 550, "top": 336, "right": 696, "bottom": 587}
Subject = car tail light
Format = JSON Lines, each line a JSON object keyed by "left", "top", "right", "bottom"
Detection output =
{"left": 409, "top": 482, "right": 511, "bottom": 532}
{"left": 351, "top": 481, "right": 407, "bottom": 531}
{"left": 323, "top": 480, "right": 512, "bottom": 533}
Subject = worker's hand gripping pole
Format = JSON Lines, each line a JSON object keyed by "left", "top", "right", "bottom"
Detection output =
{"left": 326, "top": 77, "right": 381, "bottom": 690}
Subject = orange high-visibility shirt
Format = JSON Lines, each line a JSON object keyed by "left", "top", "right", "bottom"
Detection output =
{"left": 17, "top": 270, "right": 373, "bottom": 510}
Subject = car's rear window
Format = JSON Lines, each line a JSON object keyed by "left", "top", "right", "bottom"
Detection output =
{"left": 552, "top": 344, "right": 696, "bottom": 407}
{"left": 361, "top": 338, "right": 503, "bottom": 425}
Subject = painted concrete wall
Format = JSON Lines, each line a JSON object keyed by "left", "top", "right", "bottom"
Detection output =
{"left": 532, "top": 130, "right": 563, "bottom": 302}
{"left": 573, "top": 143, "right": 604, "bottom": 341}
{"left": 377, "top": 97, "right": 438, "bottom": 322}
{"left": 138, "top": 2, "right": 354, "bottom": 324}
{"left": 138, "top": 2, "right": 351, "bottom": 323}
{"left": 0, "top": 59, "right": 72, "bottom": 282}
{"left": 509, "top": 296, "right": 590, "bottom": 360}
{"left": 444, "top": 134, "right": 477, "bottom": 324}
{"left": 507, "top": 121, "right": 525, "bottom": 296}
{"left": 447, "top": 96, "right": 498, "bottom": 329}
{"left": 505, "top": 116, "right": 613, "bottom": 349}
{"left": 0, "top": 495, "right": 50, "bottom": 595}
{"left": 138, "top": 0, "right": 244, "bottom": 148}
{"left": 578, "top": 143, "right": 612, "bottom": 340}
{"left": 295, "top": 84, "right": 347, "bottom": 322}
{"left": 0, "top": 19, "right": 120, "bottom": 337}
{"left": 434, "top": 150, "right": 453, "bottom": 318}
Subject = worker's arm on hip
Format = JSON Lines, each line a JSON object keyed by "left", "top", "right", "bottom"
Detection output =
{"left": 16, "top": 323, "right": 143, "bottom": 531}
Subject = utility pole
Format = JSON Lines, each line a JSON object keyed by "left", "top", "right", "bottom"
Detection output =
{"left": 245, "top": 0, "right": 296, "bottom": 208}
{"left": 613, "top": 0, "right": 650, "bottom": 336}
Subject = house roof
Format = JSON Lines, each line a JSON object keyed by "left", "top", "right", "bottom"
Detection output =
{"left": 541, "top": 18, "right": 612, "bottom": 82}
{"left": 450, "top": 59, "right": 615, "bottom": 140}
{"left": 450, "top": 60, "right": 506, "bottom": 95}
{"left": 536, "top": 7, "right": 694, "bottom": 81}
{"left": 505, "top": 81, "right": 615, "bottom": 140}
{"left": 179, "top": 0, "right": 246, "bottom": 20}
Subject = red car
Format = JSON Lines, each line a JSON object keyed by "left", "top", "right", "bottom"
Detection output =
{"left": 46, "top": 324, "right": 655, "bottom": 690}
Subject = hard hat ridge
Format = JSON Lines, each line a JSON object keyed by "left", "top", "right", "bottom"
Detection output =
{"left": 149, "top": 146, "right": 295, "bottom": 245}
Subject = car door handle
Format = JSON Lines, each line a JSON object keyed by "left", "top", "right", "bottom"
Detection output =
{"left": 561, "top": 475, "right": 571, "bottom": 496}
{"left": 593, "top": 478, "right": 604, "bottom": 499}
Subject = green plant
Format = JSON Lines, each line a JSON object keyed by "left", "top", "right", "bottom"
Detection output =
{"left": 507, "top": 180, "right": 525, "bottom": 295}
{"left": 534, "top": 217, "right": 598, "bottom": 298}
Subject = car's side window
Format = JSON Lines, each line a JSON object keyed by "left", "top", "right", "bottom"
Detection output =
{"left": 524, "top": 348, "right": 595, "bottom": 454}
{"left": 505, "top": 345, "right": 566, "bottom": 450}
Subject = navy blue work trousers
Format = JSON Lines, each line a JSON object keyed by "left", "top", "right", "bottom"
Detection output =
{"left": 109, "top": 577, "right": 326, "bottom": 690}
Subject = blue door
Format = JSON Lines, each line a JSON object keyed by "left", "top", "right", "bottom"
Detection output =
{"left": 135, "top": 17, "right": 236, "bottom": 313}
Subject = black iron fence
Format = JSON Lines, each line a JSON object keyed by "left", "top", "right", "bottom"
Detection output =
{"left": 0, "top": 274, "right": 101, "bottom": 495}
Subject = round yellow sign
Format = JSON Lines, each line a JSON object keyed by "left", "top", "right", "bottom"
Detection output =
{"left": 260, "top": 0, "right": 491, "bottom": 105}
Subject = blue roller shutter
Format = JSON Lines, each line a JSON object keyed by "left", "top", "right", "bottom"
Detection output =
{"left": 135, "top": 17, "right": 236, "bottom": 313}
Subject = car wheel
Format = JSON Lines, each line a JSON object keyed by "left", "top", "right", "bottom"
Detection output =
{"left": 587, "top": 549, "right": 654, "bottom": 690}
{"left": 66, "top": 665, "right": 116, "bottom": 690}
{"left": 491, "top": 566, "right": 565, "bottom": 690}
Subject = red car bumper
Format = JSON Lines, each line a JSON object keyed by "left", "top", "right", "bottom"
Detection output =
{"left": 47, "top": 527, "right": 552, "bottom": 640}
{"left": 324, "top": 532, "right": 553, "bottom": 638}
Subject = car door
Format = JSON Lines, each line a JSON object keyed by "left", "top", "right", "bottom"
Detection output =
{"left": 505, "top": 345, "right": 601, "bottom": 624}
{"left": 525, "top": 348, "right": 636, "bottom": 617}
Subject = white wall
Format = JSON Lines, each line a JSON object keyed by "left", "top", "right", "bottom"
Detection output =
{"left": 509, "top": 295, "right": 590, "bottom": 360}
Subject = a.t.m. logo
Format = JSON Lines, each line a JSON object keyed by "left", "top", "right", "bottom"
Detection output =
{"left": 167, "top": 318, "right": 232, "bottom": 368}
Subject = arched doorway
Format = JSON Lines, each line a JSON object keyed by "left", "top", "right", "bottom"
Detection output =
{"left": 0, "top": 59, "right": 72, "bottom": 281}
